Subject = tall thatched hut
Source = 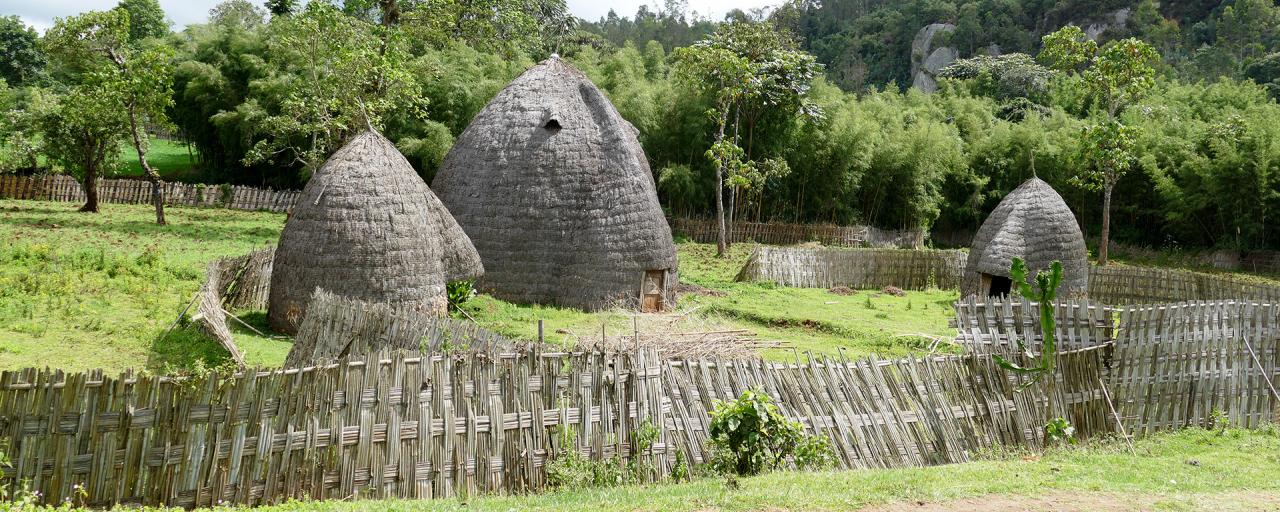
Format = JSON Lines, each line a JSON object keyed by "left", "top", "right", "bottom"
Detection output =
{"left": 268, "top": 130, "right": 483, "bottom": 334}
{"left": 432, "top": 57, "right": 678, "bottom": 311}
{"left": 961, "top": 177, "right": 1089, "bottom": 298}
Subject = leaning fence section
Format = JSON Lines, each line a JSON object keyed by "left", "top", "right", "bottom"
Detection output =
{"left": 953, "top": 297, "right": 1280, "bottom": 434}
{"left": 669, "top": 217, "right": 925, "bottom": 249}
{"left": 661, "top": 348, "right": 1111, "bottom": 471}
{"left": 193, "top": 247, "right": 276, "bottom": 369}
{"left": 735, "top": 246, "right": 965, "bottom": 290}
{"left": 0, "top": 175, "right": 300, "bottom": 213}
{"left": 0, "top": 346, "right": 1111, "bottom": 508}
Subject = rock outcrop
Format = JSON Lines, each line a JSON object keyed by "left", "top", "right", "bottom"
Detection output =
{"left": 911, "top": 23, "right": 958, "bottom": 93}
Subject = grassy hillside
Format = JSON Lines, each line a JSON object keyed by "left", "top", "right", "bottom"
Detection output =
{"left": 0, "top": 200, "right": 956, "bottom": 373}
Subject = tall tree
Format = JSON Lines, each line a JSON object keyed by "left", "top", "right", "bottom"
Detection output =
{"left": 115, "top": 0, "right": 170, "bottom": 41}
{"left": 45, "top": 9, "right": 176, "bottom": 223}
{"left": 266, "top": 0, "right": 298, "bottom": 17}
{"left": 1040, "top": 26, "right": 1159, "bottom": 265}
{"left": 673, "top": 20, "right": 820, "bottom": 257}
{"left": 0, "top": 16, "right": 45, "bottom": 86}
{"left": 244, "top": 1, "right": 426, "bottom": 176}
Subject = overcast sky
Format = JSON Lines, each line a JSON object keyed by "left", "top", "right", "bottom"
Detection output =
{"left": 2, "top": 0, "right": 777, "bottom": 33}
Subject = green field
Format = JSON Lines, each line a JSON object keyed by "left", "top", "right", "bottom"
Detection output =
{"left": 115, "top": 138, "right": 201, "bottom": 181}
{"left": 0, "top": 200, "right": 956, "bottom": 373}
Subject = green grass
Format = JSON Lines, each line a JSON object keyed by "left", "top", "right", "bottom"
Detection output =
{"left": 0, "top": 200, "right": 954, "bottom": 372}
{"left": 115, "top": 138, "right": 201, "bottom": 181}
{"left": 22, "top": 427, "right": 1278, "bottom": 511}
{"left": 0, "top": 199, "right": 286, "bottom": 372}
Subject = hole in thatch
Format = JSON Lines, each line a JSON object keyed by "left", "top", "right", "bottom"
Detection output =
{"left": 984, "top": 273, "right": 1012, "bottom": 298}
{"left": 543, "top": 119, "right": 561, "bottom": 132}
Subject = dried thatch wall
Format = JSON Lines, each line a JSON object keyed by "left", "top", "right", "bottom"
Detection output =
{"left": 962, "top": 178, "right": 1089, "bottom": 297}
{"left": 195, "top": 246, "right": 275, "bottom": 368}
{"left": 269, "top": 131, "right": 482, "bottom": 333}
{"left": 433, "top": 58, "right": 677, "bottom": 311}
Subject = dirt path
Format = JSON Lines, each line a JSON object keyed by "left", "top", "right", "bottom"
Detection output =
{"left": 858, "top": 491, "right": 1280, "bottom": 511}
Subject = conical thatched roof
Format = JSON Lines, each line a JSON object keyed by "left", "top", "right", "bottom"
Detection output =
{"left": 268, "top": 130, "right": 483, "bottom": 334}
{"left": 961, "top": 177, "right": 1088, "bottom": 297}
{"left": 432, "top": 57, "right": 678, "bottom": 310}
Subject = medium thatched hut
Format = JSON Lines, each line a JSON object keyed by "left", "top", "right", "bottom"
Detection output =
{"left": 961, "top": 177, "right": 1089, "bottom": 298}
{"left": 268, "top": 130, "right": 483, "bottom": 334}
{"left": 432, "top": 57, "right": 678, "bottom": 311}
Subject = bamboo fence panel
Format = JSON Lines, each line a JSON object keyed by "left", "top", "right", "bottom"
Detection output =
{"left": 0, "top": 350, "right": 670, "bottom": 507}
{"left": 0, "top": 175, "right": 300, "bottom": 213}
{"left": 952, "top": 296, "right": 1113, "bottom": 352}
{"left": 287, "top": 290, "right": 520, "bottom": 367}
{"left": 735, "top": 246, "right": 966, "bottom": 290}
{"left": 668, "top": 218, "right": 925, "bottom": 249}
{"left": 1108, "top": 300, "right": 1280, "bottom": 434}
{"left": 1087, "top": 265, "right": 1280, "bottom": 305}
{"left": 661, "top": 348, "right": 1111, "bottom": 470}
{"left": 953, "top": 298, "right": 1280, "bottom": 434}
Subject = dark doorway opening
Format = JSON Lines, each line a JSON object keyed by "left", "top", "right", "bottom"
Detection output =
{"left": 544, "top": 119, "right": 562, "bottom": 132}
{"left": 986, "top": 274, "right": 1012, "bottom": 298}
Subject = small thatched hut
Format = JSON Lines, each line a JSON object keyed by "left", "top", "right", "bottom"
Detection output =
{"left": 432, "top": 57, "right": 678, "bottom": 311}
{"left": 268, "top": 130, "right": 483, "bottom": 334}
{"left": 961, "top": 177, "right": 1089, "bottom": 298}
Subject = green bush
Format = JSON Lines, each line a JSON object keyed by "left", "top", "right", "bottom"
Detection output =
{"left": 707, "top": 389, "right": 835, "bottom": 476}
{"left": 446, "top": 280, "right": 476, "bottom": 311}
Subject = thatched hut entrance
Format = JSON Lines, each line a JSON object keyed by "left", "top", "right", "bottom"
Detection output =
{"left": 980, "top": 273, "right": 1013, "bottom": 297}
{"left": 641, "top": 269, "right": 668, "bottom": 312}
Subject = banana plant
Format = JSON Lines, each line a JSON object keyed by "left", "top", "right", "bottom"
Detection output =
{"left": 992, "top": 257, "right": 1063, "bottom": 388}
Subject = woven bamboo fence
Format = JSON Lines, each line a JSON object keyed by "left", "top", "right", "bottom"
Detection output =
{"left": 194, "top": 247, "right": 276, "bottom": 368}
{"left": 953, "top": 297, "right": 1280, "bottom": 434}
{"left": 1110, "top": 300, "right": 1280, "bottom": 434}
{"left": 662, "top": 348, "right": 1112, "bottom": 470}
{"left": 735, "top": 246, "right": 966, "bottom": 290}
{"left": 286, "top": 290, "right": 521, "bottom": 367}
{"left": 0, "top": 349, "right": 671, "bottom": 507}
{"left": 0, "top": 346, "right": 1111, "bottom": 507}
{"left": 1087, "top": 265, "right": 1280, "bottom": 305}
{"left": 0, "top": 175, "right": 300, "bottom": 213}
{"left": 952, "top": 296, "right": 1113, "bottom": 352}
{"left": 669, "top": 217, "right": 925, "bottom": 249}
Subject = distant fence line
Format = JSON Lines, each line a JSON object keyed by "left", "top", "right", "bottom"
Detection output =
{"left": 668, "top": 217, "right": 925, "bottom": 249}
{"left": 953, "top": 297, "right": 1280, "bottom": 434}
{"left": 0, "top": 346, "right": 1110, "bottom": 507}
{"left": 1088, "top": 264, "right": 1280, "bottom": 305}
{"left": 0, "top": 174, "right": 299, "bottom": 213}
{"left": 735, "top": 246, "right": 966, "bottom": 290}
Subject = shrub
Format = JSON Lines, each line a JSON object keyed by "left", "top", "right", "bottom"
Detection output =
{"left": 446, "top": 279, "right": 476, "bottom": 311}
{"left": 707, "top": 389, "right": 834, "bottom": 476}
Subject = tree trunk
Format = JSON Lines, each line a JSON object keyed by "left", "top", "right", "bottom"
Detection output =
{"left": 80, "top": 160, "right": 99, "bottom": 213}
{"left": 715, "top": 164, "right": 727, "bottom": 258}
{"left": 1098, "top": 181, "right": 1114, "bottom": 266}
{"left": 128, "top": 110, "right": 166, "bottom": 225}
